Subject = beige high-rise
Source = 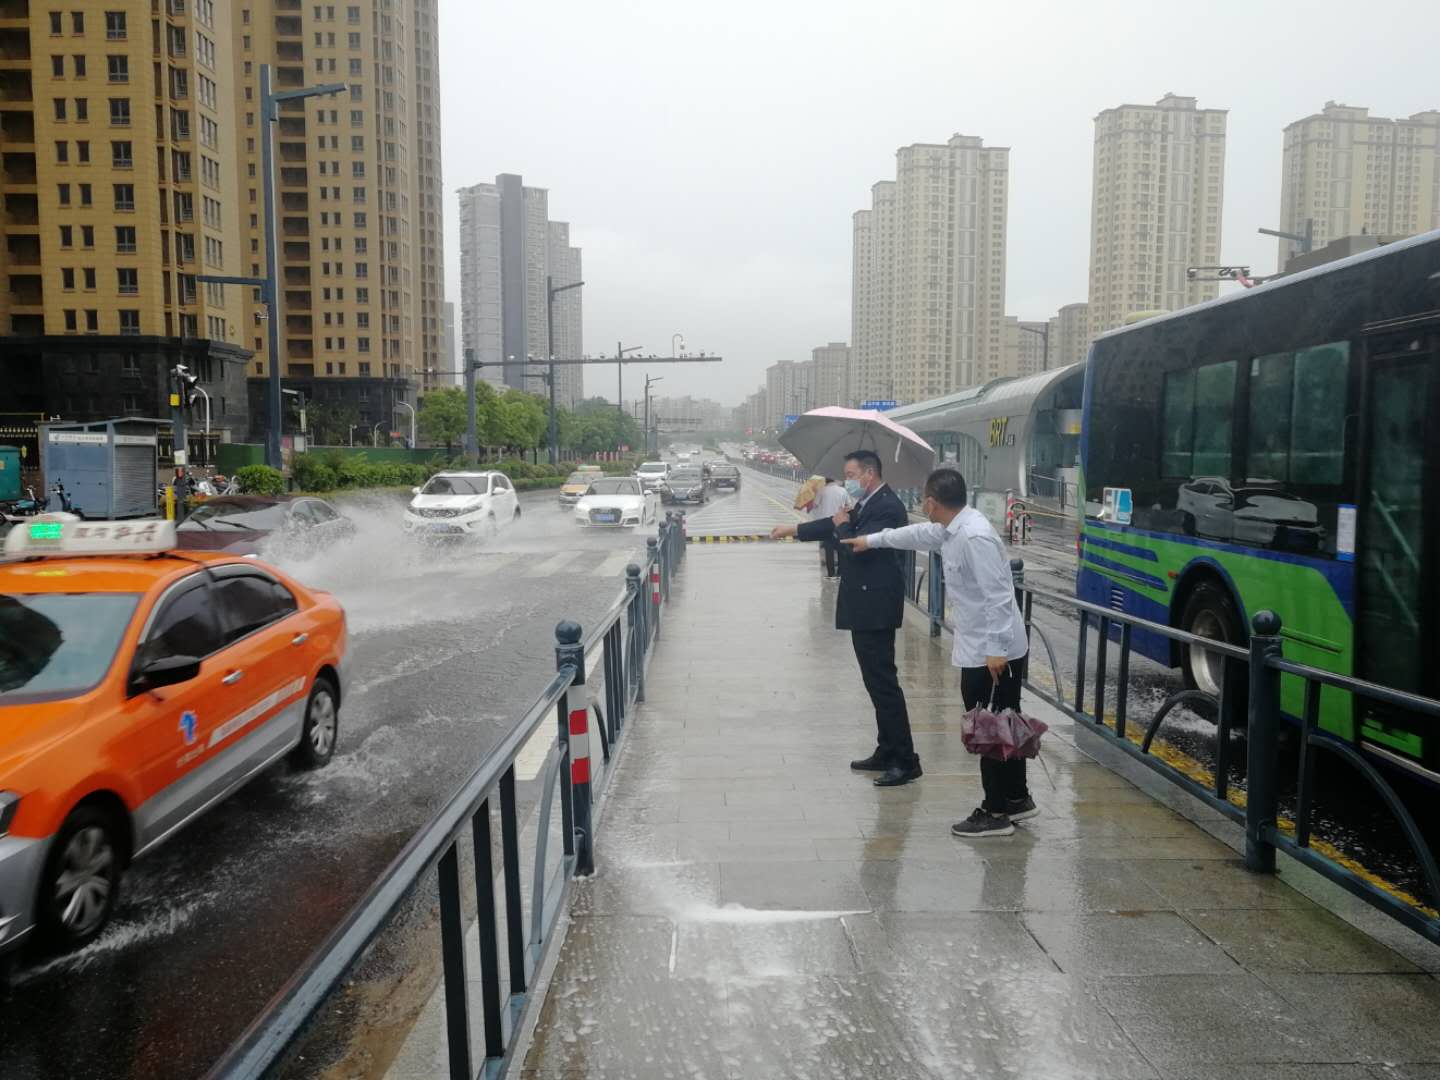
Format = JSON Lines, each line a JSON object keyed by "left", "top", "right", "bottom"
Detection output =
{"left": 812, "top": 341, "right": 849, "bottom": 408}
{"left": 1048, "top": 301, "right": 1089, "bottom": 369}
{"left": 851, "top": 135, "right": 1008, "bottom": 404}
{"left": 765, "top": 358, "right": 814, "bottom": 430}
{"left": 1088, "top": 94, "right": 1226, "bottom": 339}
{"left": 233, "top": 0, "right": 445, "bottom": 428}
{"left": 1277, "top": 102, "right": 1440, "bottom": 268}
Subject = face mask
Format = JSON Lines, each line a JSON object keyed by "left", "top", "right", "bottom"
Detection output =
{"left": 844, "top": 478, "right": 865, "bottom": 501}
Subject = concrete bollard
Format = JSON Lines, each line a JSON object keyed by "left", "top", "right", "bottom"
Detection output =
{"left": 555, "top": 620, "right": 594, "bottom": 876}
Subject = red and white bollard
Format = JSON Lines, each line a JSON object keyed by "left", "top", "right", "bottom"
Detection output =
{"left": 555, "top": 620, "right": 594, "bottom": 876}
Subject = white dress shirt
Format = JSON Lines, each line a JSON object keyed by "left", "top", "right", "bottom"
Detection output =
{"left": 867, "top": 505, "right": 1028, "bottom": 668}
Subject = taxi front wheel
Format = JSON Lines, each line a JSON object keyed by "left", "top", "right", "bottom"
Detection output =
{"left": 291, "top": 678, "right": 339, "bottom": 770}
{"left": 38, "top": 805, "right": 123, "bottom": 952}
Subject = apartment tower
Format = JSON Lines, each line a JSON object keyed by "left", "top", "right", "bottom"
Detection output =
{"left": 1277, "top": 102, "right": 1440, "bottom": 268}
{"left": 1088, "top": 94, "right": 1227, "bottom": 339}
{"left": 1047, "top": 301, "right": 1089, "bottom": 370}
{"left": 0, "top": 0, "right": 251, "bottom": 445}
{"left": 457, "top": 174, "right": 583, "bottom": 405}
{"left": 232, "top": 0, "right": 444, "bottom": 437}
{"left": 811, "top": 341, "right": 849, "bottom": 408}
{"left": 851, "top": 135, "right": 1009, "bottom": 404}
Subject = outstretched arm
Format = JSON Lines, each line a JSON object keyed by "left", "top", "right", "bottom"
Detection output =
{"left": 844, "top": 521, "right": 947, "bottom": 553}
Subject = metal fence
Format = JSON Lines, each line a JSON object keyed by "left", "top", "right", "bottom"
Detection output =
{"left": 905, "top": 559, "right": 1440, "bottom": 945}
{"left": 206, "top": 516, "right": 688, "bottom": 1080}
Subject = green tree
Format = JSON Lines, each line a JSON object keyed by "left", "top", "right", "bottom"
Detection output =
{"left": 496, "top": 389, "right": 547, "bottom": 452}
{"left": 418, "top": 386, "right": 469, "bottom": 452}
{"left": 299, "top": 400, "right": 360, "bottom": 446}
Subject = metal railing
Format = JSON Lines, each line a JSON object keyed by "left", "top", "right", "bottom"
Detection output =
{"left": 907, "top": 557, "right": 1440, "bottom": 944}
{"left": 206, "top": 516, "right": 688, "bottom": 1079}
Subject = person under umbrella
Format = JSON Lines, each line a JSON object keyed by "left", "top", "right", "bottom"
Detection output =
{"left": 841, "top": 466, "right": 1034, "bottom": 835}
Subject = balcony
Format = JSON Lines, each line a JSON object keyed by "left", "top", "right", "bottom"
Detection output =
{"left": 3, "top": 190, "right": 36, "bottom": 224}
{"left": 281, "top": 216, "right": 309, "bottom": 237}
{"left": 282, "top": 241, "right": 309, "bottom": 261}
{"left": 5, "top": 232, "right": 40, "bottom": 264}
{"left": 286, "top": 314, "right": 311, "bottom": 334}
{"left": 284, "top": 289, "right": 310, "bottom": 310}
{"left": 0, "top": 107, "right": 32, "bottom": 145}
{"left": 274, "top": 0, "right": 300, "bottom": 9}
{"left": 0, "top": 0, "right": 31, "bottom": 22}
{"left": 280, "top": 191, "right": 308, "bottom": 211}
{"left": 273, "top": 15, "right": 301, "bottom": 37}
{"left": 278, "top": 166, "right": 307, "bottom": 187}
{"left": 0, "top": 69, "right": 31, "bottom": 102}
{"left": 276, "top": 40, "right": 302, "bottom": 61}
{"left": 278, "top": 141, "right": 306, "bottom": 162}
{"left": 7, "top": 272, "right": 41, "bottom": 306}
{"left": 0, "top": 27, "right": 29, "bottom": 61}
{"left": 287, "top": 340, "right": 313, "bottom": 359}
{"left": 1, "top": 150, "right": 36, "bottom": 185}
{"left": 9, "top": 312, "right": 42, "bottom": 334}
{"left": 278, "top": 116, "right": 305, "bottom": 138}
{"left": 283, "top": 266, "right": 310, "bottom": 285}
{"left": 274, "top": 65, "right": 304, "bottom": 89}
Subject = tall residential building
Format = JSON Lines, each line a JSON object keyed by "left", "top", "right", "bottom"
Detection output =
{"left": 232, "top": 0, "right": 445, "bottom": 436}
{"left": 765, "top": 358, "right": 814, "bottom": 429}
{"left": 457, "top": 174, "right": 583, "bottom": 402}
{"left": 848, "top": 210, "right": 871, "bottom": 404}
{"left": 1088, "top": 94, "right": 1227, "bottom": 339}
{"left": 546, "top": 220, "right": 583, "bottom": 408}
{"left": 1277, "top": 102, "right": 1440, "bottom": 268}
{"left": 812, "top": 341, "right": 849, "bottom": 407}
{"left": 1012, "top": 319, "right": 1049, "bottom": 378}
{"left": 1047, "top": 301, "right": 1089, "bottom": 369}
{"left": 0, "top": 0, "right": 251, "bottom": 448}
{"left": 850, "top": 135, "right": 1009, "bottom": 404}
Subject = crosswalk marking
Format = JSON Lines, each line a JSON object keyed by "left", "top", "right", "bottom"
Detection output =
{"left": 593, "top": 550, "right": 636, "bottom": 578}
{"left": 524, "top": 550, "right": 585, "bottom": 576}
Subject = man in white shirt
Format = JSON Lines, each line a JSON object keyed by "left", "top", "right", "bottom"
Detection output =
{"left": 811, "top": 478, "right": 849, "bottom": 577}
{"left": 841, "top": 467, "right": 1033, "bottom": 837}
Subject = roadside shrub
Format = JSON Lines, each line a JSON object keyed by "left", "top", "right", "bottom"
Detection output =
{"left": 235, "top": 464, "right": 285, "bottom": 496}
{"left": 290, "top": 452, "right": 338, "bottom": 492}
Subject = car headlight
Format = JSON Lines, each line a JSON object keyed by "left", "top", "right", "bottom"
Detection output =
{"left": 0, "top": 792, "right": 19, "bottom": 836}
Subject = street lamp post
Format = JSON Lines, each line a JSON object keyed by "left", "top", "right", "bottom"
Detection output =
{"left": 671, "top": 332, "right": 684, "bottom": 357}
{"left": 1017, "top": 323, "right": 1050, "bottom": 373}
{"left": 616, "top": 342, "right": 642, "bottom": 412}
{"left": 372, "top": 421, "right": 383, "bottom": 447}
{"left": 644, "top": 374, "right": 663, "bottom": 455}
{"left": 395, "top": 400, "right": 415, "bottom": 448}
{"left": 545, "top": 276, "right": 584, "bottom": 465}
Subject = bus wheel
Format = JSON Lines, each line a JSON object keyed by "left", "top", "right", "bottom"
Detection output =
{"left": 1180, "top": 582, "right": 1245, "bottom": 700}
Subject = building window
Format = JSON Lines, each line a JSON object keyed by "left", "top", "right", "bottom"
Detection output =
{"left": 117, "top": 267, "right": 138, "bottom": 294}
{"left": 110, "top": 139, "right": 131, "bottom": 166}
{"left": 104, "top": 10, "right": 125, "bottom": 39}
{"left": 347, "top": 31, "right": 359, "bottom": 48}
{"left": 74, "top": 96, "right": 87, "bottom": 120}
{"left": 80, "top": 224, "right": 93, "bottom": 247}
{"left": 108, "top": 97, "right": 130, "bottom": 125}
{"left": 348, "top": 58, "right": 361, "bottom": 76}
{"left": 73, "top": 54, "right": 85, "bottom": 76}
{"left": 119, "top": 309, "right": 140, "bottom": 335}
{"left": 49, "top": 11, "right": 62, "bottom": 34}
{"left": 57, "top": 182, "right": 71, "bottom": 205}
{"left": 55, "top": 139, "right": 68, "bottom": 162}
{"left": 357, "top": 337, "right": 369, "bottom": 353}
{"left": 70, "top": 11, "right": 83, "bottom": 33}
{"left": 51, "top": 54, "right": 64, "bottom": 76}
{"left": 347, "top": 5, "right": 359, "bottom": 22}
{"left": 60, "top": 268, "right": 75, "bottom": 290}
{"left": 106, "top": 54, "right": 127, "bottom": 82}
{"left": 76, "top": 140, "right": 88, "bottom": 162}
{"left": 84, "top": 309, "right": 98, "bottom": 332}
{"left": 351, "top": 160, "right": 364, "bottom": 177}
{"left": 63, "top": 309, "right": 77, "bottom": 331}
{"left": 113, "top": 182, "right": 134, "bottom": 209}
{"left": 352, "top": 186, "right": 365, "bottom": 203}
{"left": 53, "top": 97, "right": 67, "bottom": 120}
{"left": 82, "top": 267, "right": 95, "bottom": 289}
{"left": 115, "top": 225, "right": 136, "bottom": 252}
{"left": 58, "top": 224, "right": 73, "bottom": 248}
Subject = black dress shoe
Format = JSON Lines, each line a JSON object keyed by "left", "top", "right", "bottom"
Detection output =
{"left": 873, "top": 763, "right": 923, "bottom": 787}
{"left": 850, "top": 753, "right": 889, "bottom": 771}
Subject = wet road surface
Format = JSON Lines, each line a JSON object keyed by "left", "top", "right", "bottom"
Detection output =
{"left": 0, "top": 487, "right": 683, "bottom": 1080}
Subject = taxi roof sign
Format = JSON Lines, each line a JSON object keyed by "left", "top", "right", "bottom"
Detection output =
{"left": 4, "top": 516, "right": 178, "bottom": 558}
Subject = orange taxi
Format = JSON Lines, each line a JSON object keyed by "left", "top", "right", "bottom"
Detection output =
{"left": 0, "top": 515, "right": 346, "bottom": 956}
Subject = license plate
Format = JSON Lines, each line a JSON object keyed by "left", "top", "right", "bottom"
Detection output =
{"left": 428, "top": 522, "right": 460, "bottom": 533}
{"left": 594, "top": 513, "right": 617, "bottom": 523}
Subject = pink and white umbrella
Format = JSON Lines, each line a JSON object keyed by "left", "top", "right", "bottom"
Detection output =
{"left": 779, "top": 407, "right": 936, "bottom": 489}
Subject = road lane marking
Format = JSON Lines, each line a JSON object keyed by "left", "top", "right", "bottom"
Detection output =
{"left": 524, "top": 550, "right": 585, "bottom": 576}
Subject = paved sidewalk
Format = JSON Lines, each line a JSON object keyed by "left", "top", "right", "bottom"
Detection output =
{"left": 520, "top": 543, "right": 1440, "bottom": 1080}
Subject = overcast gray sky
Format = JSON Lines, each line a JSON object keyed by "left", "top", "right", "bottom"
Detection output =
{"left": 437, "top": 0, "right": 1436, "bottom": 408}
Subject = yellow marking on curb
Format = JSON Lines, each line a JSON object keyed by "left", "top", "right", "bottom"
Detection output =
{"left": 686, "top": 534, "right": 796, "bottom": 544}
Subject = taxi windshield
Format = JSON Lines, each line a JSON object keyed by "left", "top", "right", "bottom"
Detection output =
{"left": 0, "top": 593, "right": 140, "bottom": 703}
{"left": 565, "top": 472, "right": 593, "bottom": 484}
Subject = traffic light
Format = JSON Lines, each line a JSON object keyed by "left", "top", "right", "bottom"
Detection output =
{"left": 170, "top": 364, "right": 200, "bottom": 410}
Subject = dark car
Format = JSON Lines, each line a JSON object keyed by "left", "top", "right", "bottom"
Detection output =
{"left": 707, "top": 464, "right": 741, "bottom": 491}
{"left": 661, "top": 468, "right": 708, "bottom": 505}
{"left": 175, "top": 495, "right": 355, "bottom": 556}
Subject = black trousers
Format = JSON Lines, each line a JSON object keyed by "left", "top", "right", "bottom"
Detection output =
{"left": 822, "top": 539, "right": 839, "bottom": 577}
{"left": 960, "top": 657, "right": 1030, "bottom": 813}
{"left": 851, "top": 628, "right": 917, "bottom": 768}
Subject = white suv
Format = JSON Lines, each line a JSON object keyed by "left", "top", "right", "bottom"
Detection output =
{"left": 635, "top": 461, "right": 670, "bottom": 492}
{"left": 403, "top": 471, "right": 520, "bottom": 540}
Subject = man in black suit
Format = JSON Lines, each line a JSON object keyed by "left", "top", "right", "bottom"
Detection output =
{"left": 771, "top": 449, "right": 921, "bottom": 786}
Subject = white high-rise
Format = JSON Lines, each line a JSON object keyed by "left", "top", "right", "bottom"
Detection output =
{"left": 547, "top": 221, "right": 584, "bottom": 408}
{"left": 812, "top": 342, "right": 850, "bottom": 407}
{"left": 1278, "top": 102, "right": 1440, "bottom": 268}
{"left": 1088, "top": 94, "right": 1227, "bottom": 339}
{"left": 850, "top": 135, "right": 1009, "bottom": 404}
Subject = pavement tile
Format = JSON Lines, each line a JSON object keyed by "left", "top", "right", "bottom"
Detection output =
{"left": 549, "top": 915, "right": 675, "bottom": 983}
{"left": 568, "top": 862, "right": 720, "bottom": 917}
{"left": 727, "top": 818, "right": 864, "bottom": 841}
{"left": 1130, "top": 859, "right": 1316, "bottom": 910}
{"left": 523, "top": 974, "right": 734, "bottom": 1078}
{"left": 1160, "top": 1068, "right": 1379, "bottom": 1080}
{"left": 1023, "top": 911, "right": 1241, "bottom": 975}
{"left": 1095, "top": 973, "right": 1350, "bottom": 1065}
{"left": 672, "top": 915, "right": 859, "bottom": 978}
{"left": 723, "top": 971, "right": 1159, "bottom": 1080}
{"left": 718, "top": 859, "right": 871, "bottom": 911}
{"left": 1261, "top": 973, "right": 1440, "bottom": 1061}
{"left": 676, "top": 837, "right": 819, "bottom": 864}
{"left": 1186, "top": 906, "right": 1421, "bottom": 974}
{"left": 846, "top": 911, "right": 1060, "bottom": 976}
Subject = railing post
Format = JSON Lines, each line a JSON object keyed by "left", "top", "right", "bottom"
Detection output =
{"left": 556, "top": 620, "right": 594, "bottom": 876}
{"left": 927, "top": 550, "right": 944, "bottom": 638}
{"left": 1244, "top": 610, "right": 1284, "bottom": 875}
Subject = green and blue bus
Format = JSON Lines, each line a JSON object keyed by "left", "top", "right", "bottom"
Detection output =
{"left": 1078, "top": 228, "right": 1440, "bottom": 783}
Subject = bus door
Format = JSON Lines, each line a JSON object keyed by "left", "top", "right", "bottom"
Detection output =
{"left": 1355, "top": 323, "right": 1440, "bottom": 778}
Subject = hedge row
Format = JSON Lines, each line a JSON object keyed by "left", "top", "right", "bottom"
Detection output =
{"left": 232, "top": 455, "right": 640, "bottom": 497}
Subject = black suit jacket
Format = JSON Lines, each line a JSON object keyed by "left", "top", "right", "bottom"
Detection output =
{"left": 796, "top": 484, "right": 908, "bottom": 631}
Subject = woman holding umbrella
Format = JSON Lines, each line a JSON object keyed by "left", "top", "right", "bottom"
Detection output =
{"left": 841, "top": 466, "right": 1035, "bottom": 837}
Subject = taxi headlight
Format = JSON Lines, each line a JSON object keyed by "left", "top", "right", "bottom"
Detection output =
{"left": 0, "top": 792, "right": 19, "bottom": 837}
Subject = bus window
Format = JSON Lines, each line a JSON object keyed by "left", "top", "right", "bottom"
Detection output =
{"left": 1248, "top": 342, "right": 1348, "bottom": 485}
{"left": 1161, "top": 370, "right": 1195, "bottom": 477}
{"left": 1163, "top": 360, "right": 1234, "bottom": 478}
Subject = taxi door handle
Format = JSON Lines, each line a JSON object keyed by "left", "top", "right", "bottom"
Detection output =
{"left": 291, "top": 633, "right": 309, "bottom": 646}
{"left": 222, "top": 670, "right": 245, "bottom": 685}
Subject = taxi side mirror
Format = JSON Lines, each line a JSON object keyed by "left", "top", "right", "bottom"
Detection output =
{"left": 129, "top": 655, "right": 202, "bottom": 696}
